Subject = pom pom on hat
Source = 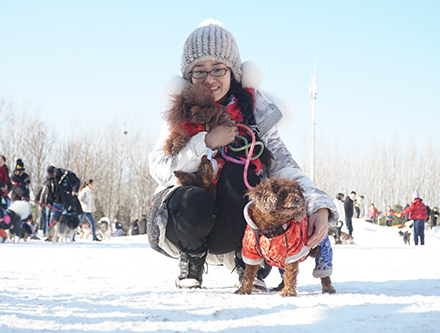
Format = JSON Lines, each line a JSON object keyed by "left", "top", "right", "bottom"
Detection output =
{"left": 241, "top": 61, "right": 262, "bottom": 88}
{"left": 412, "top": 190, "right": 420, "bottom": 199}
{"left": 15, "top": 159, "right": 25, "bottom": 171}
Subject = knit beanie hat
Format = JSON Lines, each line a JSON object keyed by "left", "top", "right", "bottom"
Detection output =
{"left": 412, "top": 190, "right": 419, "bottom": 199}
{"left": 181, "top": 20, "right": 243, "bottom": 83}
{"left": 15, "top": 159, "right": 25, "bottom": 171}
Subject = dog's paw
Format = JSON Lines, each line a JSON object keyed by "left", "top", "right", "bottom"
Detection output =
{"left": 322, "top": 285, "right": 336, "bottom": 294}
{"left": 235, "top": 286, "right": 252, "bottom": 295}
{"left": 280, "top": 287, "right": 297, "bottom": 297}
{"left": 308, "top": 245, "right": 321, "bottom": 258}
{"left": 321, "top": 277, "right": 336, "bottom": 294}
{"left": 270, "top": 280, "right": 284, "bottom": 292}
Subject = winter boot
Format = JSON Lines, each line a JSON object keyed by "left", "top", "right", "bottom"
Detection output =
{"left": 175, "top": 251, "right": 207, "bottom": 289}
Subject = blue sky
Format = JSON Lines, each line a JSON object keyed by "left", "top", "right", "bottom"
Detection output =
{"left": 1, "top": 0, "right": 439, "bottom": 159}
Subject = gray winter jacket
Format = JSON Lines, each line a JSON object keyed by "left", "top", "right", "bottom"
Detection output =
{"left": 147, "top": 89, "right": 338, "bottom": 262}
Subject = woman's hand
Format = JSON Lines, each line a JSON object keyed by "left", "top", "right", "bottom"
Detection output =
{"left": 205, "top": 125, "right": 239, "bottom": 149}
{"left": 306, "top": 208, "right": 329, "bottom": 249}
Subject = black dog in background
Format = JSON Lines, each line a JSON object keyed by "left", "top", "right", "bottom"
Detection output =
{"left": 328, "top": 220, "right": 343, "bottom": 244}
{"left": 398, "top": 230, "right": 411, "bottom": 245}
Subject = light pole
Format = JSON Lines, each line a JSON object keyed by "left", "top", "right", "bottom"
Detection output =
{"left": 309, "top": 61, "right": 318, "bottom": 182}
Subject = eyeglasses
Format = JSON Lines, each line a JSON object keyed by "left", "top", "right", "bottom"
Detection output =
{"left": 190, "top": 68, "right": 229, "bottom": 79}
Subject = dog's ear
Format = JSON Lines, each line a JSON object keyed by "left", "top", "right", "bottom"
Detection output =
{"left": 165, "top": 93, "right": 190, "bottom": 129}
{"left": 247, "top": 180, "right": 278, "bottom": 214}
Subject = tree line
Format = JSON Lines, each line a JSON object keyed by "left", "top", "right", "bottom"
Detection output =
{"left": 299, "top": 130, "right": 440, "bottom": 214}
{"left": 0, "top": 97, "right": 157, "bottom": 231}
{"left": 2, "top": 97, "right": 438, "bottom": 229}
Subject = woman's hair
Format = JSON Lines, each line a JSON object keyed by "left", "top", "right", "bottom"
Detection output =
{"left": 226, "top": 76, "right": 274, "bottom": 168}
{"left": 336, "top": 193, "right": 345, "bottom": 201}
{"left": 81, "top": 179, "right": 94, "bottom": 190}
{"left": 227, "top": 76, "right": 255, "bottom": 124}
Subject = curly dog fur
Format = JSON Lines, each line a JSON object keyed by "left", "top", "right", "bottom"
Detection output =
{"left": 163, "top": 83, "right": 235, "bottom": 156}
{"left": 173, "top": 155, "right": 217, "bottom": 198}
{"left": 163, "top": 83, "right": 234, "bottom": 198}
{"left": 236, "top": 178, "right": 315, "bottom": 297}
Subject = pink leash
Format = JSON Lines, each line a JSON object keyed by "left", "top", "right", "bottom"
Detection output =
{"left": 221, "top": 123, "right": 256, "bottom": 189}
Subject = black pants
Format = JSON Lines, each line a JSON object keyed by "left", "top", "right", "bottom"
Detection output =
{"left": 345, "top": 217, "right": 353, "bottom": 236}
{"left": 166, "top": 162, "right": 260, "bottom": 255}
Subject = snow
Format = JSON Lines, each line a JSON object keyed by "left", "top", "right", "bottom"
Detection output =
{"left": 2, "top": 219, "right": 440, "bottom": 332}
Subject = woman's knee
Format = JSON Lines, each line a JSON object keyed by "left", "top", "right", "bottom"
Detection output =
{"left": 169, "top": 187, "right": 217, "bottom": 217}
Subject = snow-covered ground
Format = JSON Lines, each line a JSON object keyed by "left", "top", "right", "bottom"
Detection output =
{"left": 1, "top": 219, "right": 440, "bottom": 332}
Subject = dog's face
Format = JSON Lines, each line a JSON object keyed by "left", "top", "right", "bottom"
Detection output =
{"left": 247, "top": 178, "right": 307, "bottom": 224}
{"left": 166, "top": 83, "right": 222, "bottom": 128}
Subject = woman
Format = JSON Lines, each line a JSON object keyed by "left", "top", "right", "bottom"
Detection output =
{"left": 398, "top": 190, "right": 427, "bottom": 245}
{"left": 0, "top": 155, "right": 11, "bottom": 209}
{"left": 148, "top": 22, "right": 338, "bottom": 289}
{"left": 78, "top": 179, "right": 100, "bottom": 241}
{"left": 368, "top": 203, "right": 379, "bottom": 224}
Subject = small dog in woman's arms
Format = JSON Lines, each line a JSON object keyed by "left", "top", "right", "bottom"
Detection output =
{"left": 163, "top": 83, "right": 234, "bottom": 197}
{"left": 236, "top": 177, "right": 334, "bottom": 297}
{"left": 163, "top": 83, "right": 235, "bottom": 156}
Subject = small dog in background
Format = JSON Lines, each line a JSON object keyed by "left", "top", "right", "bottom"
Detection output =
{"left": 340, "top": 231, "right": 355, "bottom": 245}
{"left": 78, "top": 221, "right": 92, "bottom": 240}
{"left": 163, "top": 83, "right": 235, "bottom": 156}
{"left": 398, "top": 230, "right": 411, "bottom": 245}
{"left": 328, "top": 220, "right": 343, "bottom": 244}
{"left": 0, "top": 200, "right": 31, "bottom": 243}
{"left": 237, "top": 178, "right": 330, "bottom": 297}
{"left": 51, "top": 212, "right": 80, "bottom": 243}
{"left": 96, "top": 217, "right": 111, "bottom": 241}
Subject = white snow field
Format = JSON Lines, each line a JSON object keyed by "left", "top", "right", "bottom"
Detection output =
{"left": 1, "top": 218, "right": 440, "bottom": 332}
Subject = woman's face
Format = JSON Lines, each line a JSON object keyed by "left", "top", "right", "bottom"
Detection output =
{"left": 0, "top": 157, "right": 4, "bottom": 168}
{"left": 191, "top": 60, "right": 231, "bottom": 103}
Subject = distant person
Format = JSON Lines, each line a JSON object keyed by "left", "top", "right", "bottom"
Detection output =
{"left": 425, "top": 205, "right": 431, "bottom": 227}
{"left": 35, "top": 175, "right": 56, "bottom": 238}
{"left": 333, "top": 193, "right": 345, "bottom": 223}
{"left": 47, "top": 165, "right": 82, "bottom": 221}
{"left": 0, "top": 155, "right": 12, "bottom": 209}
{"left": 368, "top": 203, "right": 378, "bottom": 224}
{"left": 354, "top": 196, "right": 361, "bottom": 218}
{"left": 11, "top": 159, "right": 38, "bottom": 240}
{"left": 344, "top": 191, "right": 356, "bottom": 236}
{"left": 402, "top": 204, "right": 410, "bottom": 222}
{"left": 358, "top": 195, "right": 365, "bottom": 218}
{"left": 115, "top": 221, "right": 123, "bottom": 237}
{"left": 78, "top": 179, "right": 100, "bottom": 241}
{"left": 139, "top": 214, "right": 147, "bottom": 234}
{"left": 10, "top": 159, "right": 31, "bottom": 203}
{"left": 384, "top": 206, "right": 396, "bottom": 227}
{"left": 430, "top": 207, "right": 439, "bottom": 229}
{"left": 131, "top": 219, "right": 140, "bottom": 235}
{"left": 398, "top": 191, "right": 427, "bottom": 245}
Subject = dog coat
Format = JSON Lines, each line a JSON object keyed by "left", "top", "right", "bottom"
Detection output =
{"left": 241, "top": 201, "right": 310, "bottom": 269}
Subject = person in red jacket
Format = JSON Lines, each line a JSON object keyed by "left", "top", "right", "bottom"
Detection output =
{"left": 398, "top": 190, "right": 427, "bottom": 245}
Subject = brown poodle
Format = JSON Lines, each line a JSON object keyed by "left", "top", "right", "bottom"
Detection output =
{"left": 173, "top": 155, "right": 217, "bottom": 198}
{"left": 163, "top": 83, "right": 235, "bottom": 156}
{"left": 163, "top": 83, "right": 234, "bottom": 198}
{"left": 236, "top": 177, "right": 334, "bottom": 297}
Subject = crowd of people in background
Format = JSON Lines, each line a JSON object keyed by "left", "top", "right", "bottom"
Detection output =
{"left": 2, "top": 155, "right": 438, "bottom": 247}
{"left": 332, "top": 189, "right": 438, "bottom": 246}
{"left": 0, "top": 155, "right": 148, "bottom": 243}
